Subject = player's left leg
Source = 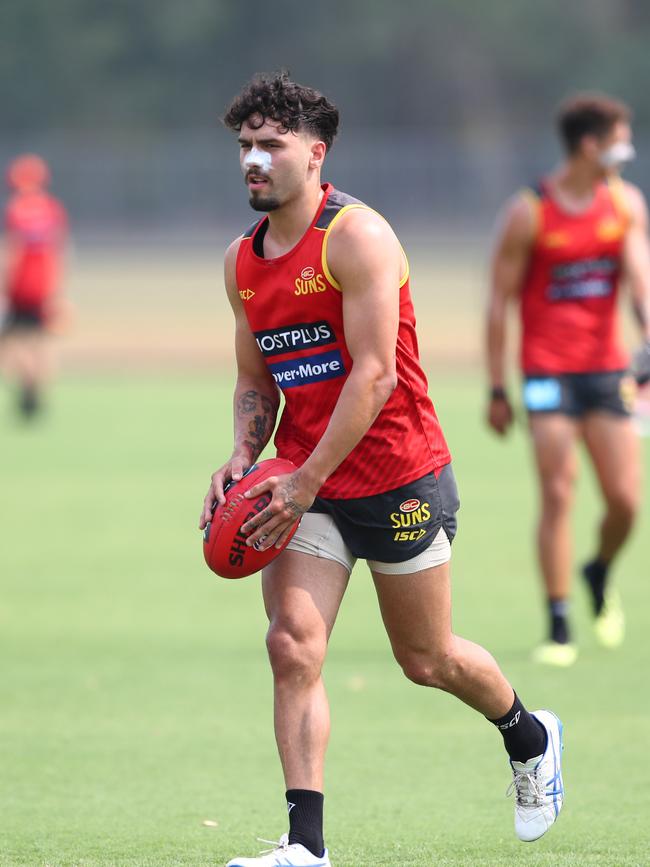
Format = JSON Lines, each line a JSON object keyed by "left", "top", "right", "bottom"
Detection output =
{"left": 581, "top": 411, "right": 641, "bottom": 646}
{"left": 371, "top": 556, "right": 564, "bottom": 842}
{"left": 0, "top": 326, "right": 51, "bottom": 418}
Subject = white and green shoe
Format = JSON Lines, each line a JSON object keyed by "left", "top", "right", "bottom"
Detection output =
{"left": 532, "top": 641, "right": 578, "bottom": 667}
{"left": 594, "top": 588, "right": 625, "bottom": 648}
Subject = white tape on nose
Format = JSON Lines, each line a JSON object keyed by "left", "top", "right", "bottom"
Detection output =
{"left": 600, "top": 142, "right": 636, "bottom": 168}
{"left": 243, "top": 147, "right": 273, "bottom": 173}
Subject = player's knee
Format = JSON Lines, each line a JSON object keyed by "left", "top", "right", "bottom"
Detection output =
{"left": 266, "top": 624, "right": 325, "bottom": 683}
{"left": 541, "top": 476, "right": 574, "bottom": 513}
{"left": 399, "top": 649, "right": 463, "bottom": 690}
{"left": 606, "top": 487, "right": 639, "bottom": 523}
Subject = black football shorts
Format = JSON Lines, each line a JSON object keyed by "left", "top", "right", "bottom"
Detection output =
{"left": 1, "top": 306, "right": 46, "bottom": 334}
{"left": 523, "top": 370, "right": 635, "bottom": 418}
{"left": 308, "top": 463, "right": 460, "bottom": 564}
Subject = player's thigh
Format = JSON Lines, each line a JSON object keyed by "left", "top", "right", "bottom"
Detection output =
{"left": 371, "top": 560, "right": 452, "bottom": 658}
{"left": 528, "top": 413, "right": 580, "bottom": 491}
{"left": 262, "top": 547, "right": 350, "bottom": 642}
{"left": 0, "top": 332, "right": 29, "bottom": 372}
{"left": 24, "top": 329, "right": 49, "bottom": 361}
{"left": 582, "top": 413, "right": 641, "bottom": 504}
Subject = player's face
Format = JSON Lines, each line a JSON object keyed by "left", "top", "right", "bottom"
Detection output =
{"left": 238, "top": 116, "right": 320, "bottom": 212}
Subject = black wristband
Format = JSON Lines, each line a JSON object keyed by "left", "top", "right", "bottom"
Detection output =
{"left": 633, "top": 339, "right": 650, "bottom": 385}
{"left": 490, "top": 386, "right": 508, "bottom": 401}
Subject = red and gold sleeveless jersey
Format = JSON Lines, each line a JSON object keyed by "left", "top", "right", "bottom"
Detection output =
{"left": 4, "top": 191, "right": 67, "bottom": 307}
{"left": 235, "top": 183, "right": 451, "bottom": 499}
{"left": 520, "top": 179, "right": 629, "bottom": 374}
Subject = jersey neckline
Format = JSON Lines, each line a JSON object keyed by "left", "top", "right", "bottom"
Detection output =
{"left": 540, "top": 177, "right": 609, "bottom": 220}
{"left": 249, "top": 183, "right": 332, "bottom": 265}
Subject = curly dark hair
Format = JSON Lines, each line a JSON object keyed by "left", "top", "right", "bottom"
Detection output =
{"left": 557, "top": 92, "right": 631, "bottom": 154}
{"left": 223, "top": 71, "right": 339, "bottom": 151}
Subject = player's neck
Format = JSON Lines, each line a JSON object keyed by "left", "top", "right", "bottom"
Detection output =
{"left": 265, "top": 179, "right": 325, "bottom": 255}
{"left": 552, "top": 160, "right": 603, "bottom": 205}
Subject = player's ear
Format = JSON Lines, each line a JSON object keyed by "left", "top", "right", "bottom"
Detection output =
{"left": 580, "top": 134, "right": 600, "bottom": 161}
{"left": 309, "top": 140, "right": 327, "bottom": 170}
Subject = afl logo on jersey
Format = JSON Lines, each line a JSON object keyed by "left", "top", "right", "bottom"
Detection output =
{"left": 295, "top": 267, "right": 327, "bottom": 295}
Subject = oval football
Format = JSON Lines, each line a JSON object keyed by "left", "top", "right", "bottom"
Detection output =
{"left": 203, "top": 457, "right": 299, "bottom": 579}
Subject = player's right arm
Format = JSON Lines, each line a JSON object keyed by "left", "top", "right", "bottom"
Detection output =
{"left": 620, "top": 182, "right": 650, "bottom": 384}
{"left": 199, "top": 238, "right": 281, "bottom": 529}
{"left": 486, "top": 193, "right": 536, "bottom": 435}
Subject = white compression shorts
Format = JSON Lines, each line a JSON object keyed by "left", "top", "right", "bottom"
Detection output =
{"left": 286, "top": 511, "right": 451, "bottom": 575}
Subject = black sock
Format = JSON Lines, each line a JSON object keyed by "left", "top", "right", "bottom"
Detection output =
{"left": 286, "top": 789, "right": 324, "bottom": 857}
{"left": 583, "top": 558, "right": 609, "bottom": 616}
{"left": 548, "top": 598, "right": 570, "bottom": 644}
{"left": 488, "top": 692, "right": 547, "bottom": 763}
{"left": 19, "top": 384, "right": 40, "bottom": 418}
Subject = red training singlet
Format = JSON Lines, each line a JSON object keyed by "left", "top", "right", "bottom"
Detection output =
{"left": 520, "top": 178, "right": 629, "bottom": 374}
{"left": 4, "top": 191, "right": 67, "bottom": 309}
{"left": 236, "top": 183, "right": 451, "bottom": 499}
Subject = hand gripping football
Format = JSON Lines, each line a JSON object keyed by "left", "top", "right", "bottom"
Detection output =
{"left": 203, "top": 458, "right": 299, "bottom": 578}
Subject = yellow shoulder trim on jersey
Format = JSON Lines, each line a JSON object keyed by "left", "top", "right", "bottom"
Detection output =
{"left": 321, "top": 204, "right": 367, "bottom": 291}
{"left": 321, "top": 203, "right": 409, "bottom": 291}
{"left": 607, "top": 176, "right": 631, "bottom": 227}
{"left": 520, "top": 187, "right": 542, "bottom": 241}
{"left": 398, "top": 249, "right": 410, "bottom": 288}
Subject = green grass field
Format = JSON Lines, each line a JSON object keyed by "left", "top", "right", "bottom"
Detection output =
{"left": 2, "top": 371, "right": 649, "bottom": 867}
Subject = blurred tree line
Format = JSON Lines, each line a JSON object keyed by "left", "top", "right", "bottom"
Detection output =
{"left": 2, "top": 0, "right": 650, "bottom": 135}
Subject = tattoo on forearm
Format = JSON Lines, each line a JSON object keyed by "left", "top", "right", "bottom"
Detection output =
{"left": 238, "top": 390, "right": 258, "bottom": 415}
{"left": 236, "top": 390, "right": 276, "bottom": 461}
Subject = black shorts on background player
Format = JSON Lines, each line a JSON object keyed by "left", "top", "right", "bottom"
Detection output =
{"left": 523, "top": 370, "right": 634, "bottom": 418}
{"left": 1, "top": 306, "right": 46, "bottom": 334}
{"left": 309, "top": 463, "right": 460, "bottom": 562}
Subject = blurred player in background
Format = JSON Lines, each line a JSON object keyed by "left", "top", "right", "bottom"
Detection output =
{"left": 201, "top": 72, "right": 564, "bottom": 867}
{"left": 486, "top": 93, "right": 650, "bottom": 666}
{"left": 1, "top": 154, "right": 68, "bottom": 418}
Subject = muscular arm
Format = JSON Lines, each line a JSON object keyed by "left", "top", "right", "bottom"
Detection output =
{"left": 485, "top": 194, "right": 536, "bottom": 434}
{"left": 228, "top": 240, "right": 281, "bottom": 467}
{"left": 620, "top": 183, "right": 650, "bottom": 384}
{"left": 621, "top": 183, "right": 650, "bottom": 340}
{"left": 199, "top": 239, "right": 280, "bottom": 527}
{"left": 298, "top": 210, "right": 400, "bottom": 488}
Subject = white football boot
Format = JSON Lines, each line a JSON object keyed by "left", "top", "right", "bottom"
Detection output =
{"left": 507, "top": 710, "right": 564, "bottom": 842}
{"left": 226, "top": 834, "right": 331, "bottom": 867}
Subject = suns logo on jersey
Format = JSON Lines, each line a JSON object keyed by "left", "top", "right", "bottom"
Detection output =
{"left": 596, "top": 217, "right": 624, "bottom": 242}
{"left": 239, "top": 288, "right": 255, "bottom": 301}
{"left": 295, "top": 266, "right": 327, "bottom": 296}
{"left": 541, "top": 231, "right": 569, "bottom": 249}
